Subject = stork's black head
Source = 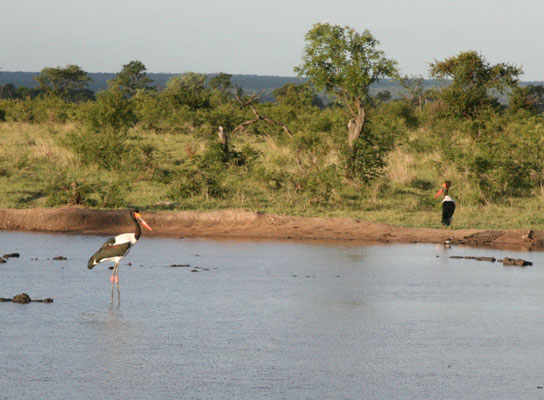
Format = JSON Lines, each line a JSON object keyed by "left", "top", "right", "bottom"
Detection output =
{"left": 130, "top": 208, "right": 152, "bottom": 231}
{"left": 435, "top": 180, "right": 452, "bottom": 198}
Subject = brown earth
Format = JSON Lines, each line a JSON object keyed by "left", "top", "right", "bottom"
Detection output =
{"left": 0, "top": 207, "right": 543, "bottom": 249}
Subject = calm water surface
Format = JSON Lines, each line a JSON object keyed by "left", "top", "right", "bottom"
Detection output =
{"left": 1, "top": 231, "right": 544, "bottom": 399}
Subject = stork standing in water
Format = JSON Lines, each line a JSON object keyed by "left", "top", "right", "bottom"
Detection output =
{"left": 435, "top": 181, "right": 456, "bottom": 229}
{"left": 88, "top": 209, "right": 152, "bottom": 304}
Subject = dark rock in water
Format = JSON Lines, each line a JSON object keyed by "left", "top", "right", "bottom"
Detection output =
{"left": 170, "top": 264, "right": 190, "bottom": 268}
{"left": 12, "top": 293, "right": 31, "bottom": 303}
{"left": 108, "top": 266, "right": 114, "bottom": 270}
{"left": 474, "top": 256, "right": 496, "bottom": 262}
{"left": 1, "top": 294, "right": 53, "bottom": 304}
{"left": 450, "top": 256, "right": 464, "bottom": 259}
{"left": 52, "top": 256, "right": 67, "bottom": 260}
{"left": 191, "top": 269, "right": 198, "bottom": 272}
{"left": 33, "top": 298, "right": 54, "bottom": 303}
{"left": 502, "top": 257, "right": 532, "bottom": 267}
{"left": 3, "top": 253, "right": 20, "bottom": 258}
{"left": 0, "top": 258, "right": 6, "bottom": 263}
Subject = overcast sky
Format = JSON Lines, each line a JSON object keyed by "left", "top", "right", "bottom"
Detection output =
{"left": 2, "top": 0, "right": 543, "bottom": 80}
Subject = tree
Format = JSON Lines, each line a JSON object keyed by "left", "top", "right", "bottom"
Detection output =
{"left": 108, "top": 60, "right": 154, "bottom": 97}
{"left": 162, "top": 72, "right": 210, "bottom": 109}
{"left": 208, "top": 73, "right": 233, "bottom": 93}
{"left": 429, "top": 51, "right": 522, "bottom": 120}
{"left": 273, "top": 82, "right": 322, "bottom": 108}
{"left": 508, "top": 84, "right": 544, "bottom": 115}
{"left": 208, "top": 72, "right": 233, "bottom": 105}
{"left": 0, "top": 83, "right": 20, "bottom": 99}
{"left": 295, "top": 23, "right": 398, "bottom": 148}
{"left": 399, "top": 75, "right": 426, "bottom": 113}
{"left": 34, "top": 64, "right": 92, "bottom": 101}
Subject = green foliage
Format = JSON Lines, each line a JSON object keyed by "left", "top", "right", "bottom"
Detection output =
{"left": 108, "top": 60, "right": 154, "bottom": 97}
{"left": 162, "top": 72, "right": 210, "bottom": 110}
{"left": 65, "top": 127, "right": 127, "bottom": 170}
{"left": 0, "top": 99, "right": 35, "bottom": 122}
{"left": 508, "top": 84, "right": 544, "bottom": 115}
{"left": 295, "top": 22, "right": 399, "bottom": 174}
{"left": 45, "top": 173, "right": 131, "bottom": 208}
{"left": 83, "top": 86, "right": 136, "bottom": 131}
{"left": 45, "top": 175, "right": 97, "bottom": 207}
{"left": 34, "top": 64, "right": 93, "bottom": 102}
{"left": 429, "top": 51, "right": 522, "bottom": 120}
{"left": 208, "top": 73, "right": 233, "bottom": 91}
{"left": 3, "top": 51, "right": 544, "bottom": 229}
{"left": 65, "top": 87, "right": 137, "bottom": 170}
{"left": 295, "top": 23, "right": 399, "bottom": 104}
{"left": 342, "top": 135, "right": 390, "bottom": 183}
{"left": 273, "top": 83, "right": 321, "bottom": 108}
{"left": 131, "top": 89, "right": 169, "bottom": 130}
{"left": 0, "top": 96, "right": 76, "bottom": 123}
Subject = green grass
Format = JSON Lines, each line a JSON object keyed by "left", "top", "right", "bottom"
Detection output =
{"left": 2, "top": 121, "right": 544, "bottom": 230}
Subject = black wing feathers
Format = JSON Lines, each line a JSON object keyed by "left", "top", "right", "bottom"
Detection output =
{"left": 87, "top": 237, "right": 131, "bottom": 269}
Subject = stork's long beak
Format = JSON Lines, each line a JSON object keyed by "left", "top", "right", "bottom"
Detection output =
{"left": 435, "top": 188, "right": 444, "bottom": 198}
{"left": 139, "top": 218, "right": 152, "bottom": 231}
{"left": 135, "top": 212, "right": 153, "bottom": 231}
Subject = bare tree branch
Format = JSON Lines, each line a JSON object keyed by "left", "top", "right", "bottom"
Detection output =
{"left": 231, "top": 93, "right": 293, "bottom": 138}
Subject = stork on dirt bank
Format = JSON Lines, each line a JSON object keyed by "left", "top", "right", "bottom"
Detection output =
{"left": 435, "top": 181, "right": 455, "bottom": 229}
{"left": 88, "top": 209, "right": 152, "bottom": 304}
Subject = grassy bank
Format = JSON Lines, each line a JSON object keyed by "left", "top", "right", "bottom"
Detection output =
{"left": 2, "top": 121, "right": 544, "bottom": 230}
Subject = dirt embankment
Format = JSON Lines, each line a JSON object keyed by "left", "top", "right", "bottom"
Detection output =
{"left": 0, "top": 207, "right": 542, "bottom": 249}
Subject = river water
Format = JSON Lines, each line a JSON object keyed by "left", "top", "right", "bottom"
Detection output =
{"left": 1, "top": 231, "right": 544, "bottom": 399}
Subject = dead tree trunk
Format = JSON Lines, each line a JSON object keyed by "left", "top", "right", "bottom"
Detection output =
{"left": 347, "top": 103, "right": 366, "bottom": 148}
{"left": 218, "top": 125, "right": 228, "bottom": 152}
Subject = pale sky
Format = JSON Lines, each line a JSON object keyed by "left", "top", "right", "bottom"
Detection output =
{"left": 2, "top": 0, "right": 543, "bottom": 80}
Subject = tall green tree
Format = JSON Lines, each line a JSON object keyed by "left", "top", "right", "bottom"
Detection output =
{"left": 429, "top": 51, "right": 522, "bottom": 120}
{"left": 273, "top": 82, "right": 321, "bottom": 108}
{"left": 208, "top": 72, "right": 233, "bottom": 105}
{"left": 508, "top": 84, "right": 544, "bottom": 115}
{"left": 35, "top": 64, "right": 92, "bottom": 101}
{"left": 108, "top": 60, "right": 154, "bottom": 97}
{"left": 208, "top": 73, "right": 233, "bottom": 93}
{"left": 295, "top": 23, "right": 398, "bottom": 147}
{"left": 162, "top": 72, "right": 210, "bottom": 109}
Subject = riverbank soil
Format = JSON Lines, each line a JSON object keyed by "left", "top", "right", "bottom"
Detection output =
{"left": 1, "top": 207, "right": 543, "bottom": 249}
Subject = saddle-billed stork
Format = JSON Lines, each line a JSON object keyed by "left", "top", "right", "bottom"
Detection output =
{"left": 435, "top": 181, "right": 455, "bottom": 229}
{"left": 88, "top": 209, "right": 152, "bottom": 304}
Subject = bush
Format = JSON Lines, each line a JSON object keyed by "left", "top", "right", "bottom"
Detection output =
{"left": 342, "top": 130, "right": 393, "bottom": 183}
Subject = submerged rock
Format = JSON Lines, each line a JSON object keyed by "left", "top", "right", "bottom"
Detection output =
{"left": 450, "top": 255, "right": 532, "bottom": 266}
{"left": 12, "top": 293, "right": 31, "bottom": 303}
{"left": 52, "top": 256, "right": 67, "bottom": 260}
{"left": 502, "top": 257, "right": 532, "bottom": 267}
{"left": 0, "top": 258, "right": 6, "bottom": 263}
{"left": 33, "top": 298, "right": 54, "bottom": 303}
{"left": 3, "top": 253, "right": 20, "bottom": 258}
{"left": 1, "top": 293, "right": 54, "bottom": 304}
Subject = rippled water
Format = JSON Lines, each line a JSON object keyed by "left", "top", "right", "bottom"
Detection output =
{"left": 1, "top": 231, "right": 544, "bottom": 399}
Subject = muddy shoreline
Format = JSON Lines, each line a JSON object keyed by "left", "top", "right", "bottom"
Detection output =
{"left": 1, "top": 207, "right": 542, "bottom": 250}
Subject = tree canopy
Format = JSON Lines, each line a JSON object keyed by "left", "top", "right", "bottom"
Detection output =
{"left": 34, "top": 64, "right": 93, "bottom": 102}
{"left": 295, "top": 23, "right": 398, "bottom": 147}
{"left": 108, "top": 60, "right": 154, "bottom": 97}
{"left": 429, "top": 51, "right": 522, "bottom": 119}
